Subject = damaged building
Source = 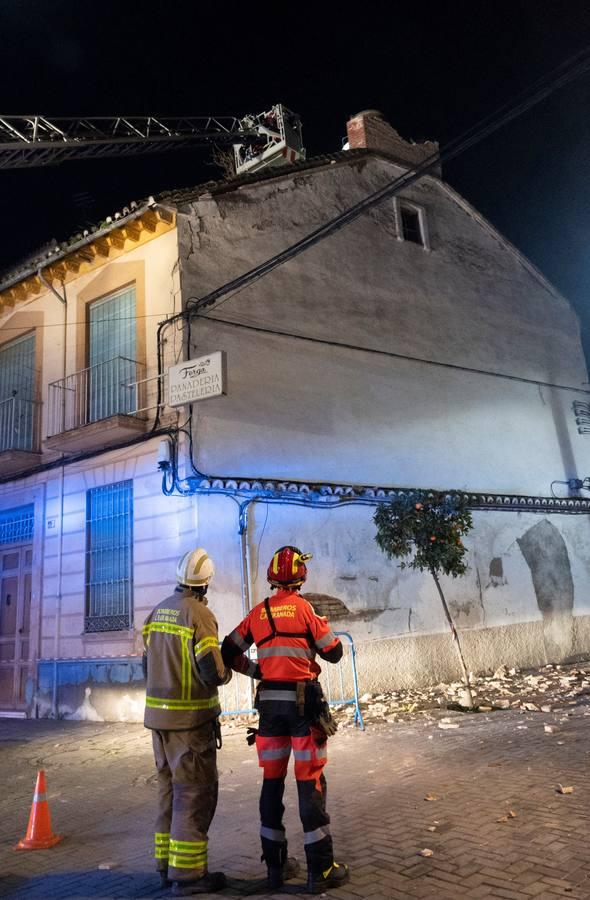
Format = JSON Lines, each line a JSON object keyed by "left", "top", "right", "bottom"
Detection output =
{"left": 0, "top": 109, "right": 589, "bottom": 721}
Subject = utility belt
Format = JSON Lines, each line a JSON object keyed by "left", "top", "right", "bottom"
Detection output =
{"left": 255, "top": 679, "right": 338, "bottom": 738}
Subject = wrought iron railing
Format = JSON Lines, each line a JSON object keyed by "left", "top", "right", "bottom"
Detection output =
{"left": 85, "top": 613, "right": 132, "bottom": 633}
{"left": 47, "top": 356, "right": 146, "bottom": 436}
{"left": 0, "top": 396, "right": 40, "bottom": 453}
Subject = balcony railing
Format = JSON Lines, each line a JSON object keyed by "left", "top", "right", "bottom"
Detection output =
{"left": 0, "top": 396, "right": 41, "bottom": 453}
{"left": 47, "top": 356, "right": 146, "bottom": 437}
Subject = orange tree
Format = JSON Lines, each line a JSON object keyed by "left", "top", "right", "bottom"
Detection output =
{"left": 374, "top": 490, "right": 475, "bottom": 707}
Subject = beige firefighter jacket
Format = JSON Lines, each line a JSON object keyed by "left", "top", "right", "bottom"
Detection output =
{"left": 142, "top": 586, "right": 231, "bottom": 731}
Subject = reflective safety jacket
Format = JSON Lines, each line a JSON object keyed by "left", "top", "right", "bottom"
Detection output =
{"left": 222, "top": 588, "right": 342, "bottom": 682}
{"left": 142, "top": 586, "right": 231, "bottom": 730}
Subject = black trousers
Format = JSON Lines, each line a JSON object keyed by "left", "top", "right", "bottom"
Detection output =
{"left": 256, "top": 690, "right": 333, "bottom": 875}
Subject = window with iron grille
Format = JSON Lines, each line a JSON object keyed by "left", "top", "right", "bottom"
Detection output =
{"left": 0, "top": 505, "right": 34, "bottom": 545}
{"left": 0, "top": 332, "right": 37, "bottom": 452}
{"left": 85, "top": 481, "right": 133, "bottom": 633}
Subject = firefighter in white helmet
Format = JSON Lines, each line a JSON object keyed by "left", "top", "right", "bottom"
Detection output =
{"left": 142, "top": 548, "right": 231, "bottom": 896}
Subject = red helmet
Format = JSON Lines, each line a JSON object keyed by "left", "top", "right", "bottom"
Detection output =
{"left": 267, "top": 546, "right": 313, "bottom": 588}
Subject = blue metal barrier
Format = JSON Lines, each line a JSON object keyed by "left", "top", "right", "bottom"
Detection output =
{"left": 219, "top": 631, "right": 364, "bottom": 729}
{"left": 321, "top": 631, "right": 364, "bottom": 730}
{"left": 219, "top": 665, "right": 256, "bottom": 716}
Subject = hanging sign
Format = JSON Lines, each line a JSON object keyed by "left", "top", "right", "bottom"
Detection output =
{"left": 168, "top": 351, "right": 226, "bottom": 407}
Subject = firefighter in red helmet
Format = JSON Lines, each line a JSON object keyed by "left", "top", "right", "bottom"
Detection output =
{"left": 221, "top": 546, "right": 350, "bottom": 893}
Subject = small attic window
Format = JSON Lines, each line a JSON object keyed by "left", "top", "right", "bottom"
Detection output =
{"left": 400, "top": 204, "right": 424, "bottom": 246}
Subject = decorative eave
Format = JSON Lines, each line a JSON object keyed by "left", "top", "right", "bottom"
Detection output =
{"left": 0, "top": 203, "right": 175, "bottom": 312}
{"left": 184, "top": 477, "right": 590, "bottom": 515}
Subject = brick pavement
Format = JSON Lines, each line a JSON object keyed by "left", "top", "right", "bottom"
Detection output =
{"left": 1, "top": 703, "right": 590, "bottom": 899}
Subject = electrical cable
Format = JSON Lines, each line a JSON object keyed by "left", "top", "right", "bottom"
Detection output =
{"left": 195, "top": 313, "right": 590, "bottom": 396}
{"left": 0, "top": 311, "right": 177, "bottom": 331}
{"left": 551, "top": 480, "right": 571, "bottom": 498}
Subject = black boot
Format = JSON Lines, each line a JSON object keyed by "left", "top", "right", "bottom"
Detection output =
{"left": 157, "top": 868, "right": 171, "bottom": 889}
{"left": 307, "top": 861, "right": 349, "bottom": 893}
{"left": 171, "top": 872, "right": 227, "bottom": 895}
{"left": 267, "top": 856, "right": 300, "bottom": 890}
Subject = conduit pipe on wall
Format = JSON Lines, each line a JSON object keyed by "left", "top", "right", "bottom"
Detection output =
{"left": 37, "top": 267, "right": 68, "bottom": 719}
{"left": 237, "top": 497, "right": 256, "bottom": 711}
{"left": 52, "top": 461, "right": 65, "bottom": 718}
{"left": 238, "top": 499, "right": 253, "bottom": 617}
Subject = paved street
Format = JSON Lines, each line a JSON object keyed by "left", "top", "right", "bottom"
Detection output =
{"left": 2, "top": 702, "right": 590, "bottom": 900}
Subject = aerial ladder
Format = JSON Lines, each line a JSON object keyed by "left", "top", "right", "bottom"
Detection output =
{"left": 0, "top": 104, "right": 305, "bottom": 176}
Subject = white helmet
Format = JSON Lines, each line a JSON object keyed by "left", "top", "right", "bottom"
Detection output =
{"left": 176, "top": 548, "right": 215, "bottom": 588}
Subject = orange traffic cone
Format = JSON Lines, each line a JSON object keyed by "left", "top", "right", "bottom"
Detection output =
{"left": 14, "top": 770, "right": 63, "bottom": 850}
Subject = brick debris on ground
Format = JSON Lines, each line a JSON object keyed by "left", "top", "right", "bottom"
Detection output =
{"left": 2, "top": 699, "right": 590, "bottom": 899}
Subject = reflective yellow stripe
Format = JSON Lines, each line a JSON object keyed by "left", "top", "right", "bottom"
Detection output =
{"left": 170, "top": 839, "right": 207, "bottom": 850}
{"left": 169, "top": 856, "right": 207, "bottom": 869}
{"left": 169, "top": 837, "right": 208, "bottom": 869}
{"left": 181, "top": 635, "right": 191, "bottom": 701}
{"left": 155, "top": 831, "right": 169, "bottom": 858}
{"left": 272, "top": 553, "right": 279, "bottom": 574}
{"left": 195, "top": 636, "right": 219, "bottom": 656}
{"left": 143, "top": 622, "right": 193, "bottom": 639}
{"left": 146, "top": 695, "right": 219, "bottom": 711}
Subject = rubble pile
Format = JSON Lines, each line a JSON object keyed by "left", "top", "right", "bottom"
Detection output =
{"left": 335, "top": 660, "right": 590, "bottom": 726}
{"left": 219, "top": 661, "right": 590, "bottom": 731}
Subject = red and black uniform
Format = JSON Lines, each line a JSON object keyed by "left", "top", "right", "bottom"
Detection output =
{"left": 222, "top": 589, "right": 343, "bottom": 876}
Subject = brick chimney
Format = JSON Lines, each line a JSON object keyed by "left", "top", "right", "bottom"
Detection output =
{"left": 346, "top": 110, "right": 441, "bottom": 176}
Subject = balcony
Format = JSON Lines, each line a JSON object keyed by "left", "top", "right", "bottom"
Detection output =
{"left": 46, "top": 356, "right": 147, "bottom": 452}
{"left": 0, "top": 396, "right": 42, "bottom": 474}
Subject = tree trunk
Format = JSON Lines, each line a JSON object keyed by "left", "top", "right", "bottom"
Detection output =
{"left": 430, "top": 567, "right": 475, "bottom": 708}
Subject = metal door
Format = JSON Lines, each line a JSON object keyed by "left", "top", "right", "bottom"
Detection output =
{"left": 0, "top": 546, "right": 32, "bottom": 710}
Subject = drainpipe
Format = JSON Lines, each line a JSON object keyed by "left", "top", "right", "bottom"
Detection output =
{"left": 37, "top": 267, "right": 67, "bottom": 719}
{"left": 37, "top": 268, "right": 67, "bottom": 307}
{"left": 238, "top": 499, "right": 254, "bottom": 617}
{"left": 238, "top": 498, "right": 255, "bottom": 709}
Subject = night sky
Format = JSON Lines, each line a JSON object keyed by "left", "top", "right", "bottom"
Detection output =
{"left": 2, "top": 1, "right": 590, "bottom": 363}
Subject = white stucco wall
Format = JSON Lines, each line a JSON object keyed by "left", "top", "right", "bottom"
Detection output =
{"left": 200, "top": 493, "right": 590, "bottom": 692}
{"left": 0, "top": 438, "right": 196, "bottom": 700}
{"left": 178, "top": 154, "right": 590, "bottom": 495}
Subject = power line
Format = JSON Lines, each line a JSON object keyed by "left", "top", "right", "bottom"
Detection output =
{"left": 198, "top": 313, "right": 590, "bottom": 395}
{"left": 0, "top": 311, "right": 175, "bottom": 330}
